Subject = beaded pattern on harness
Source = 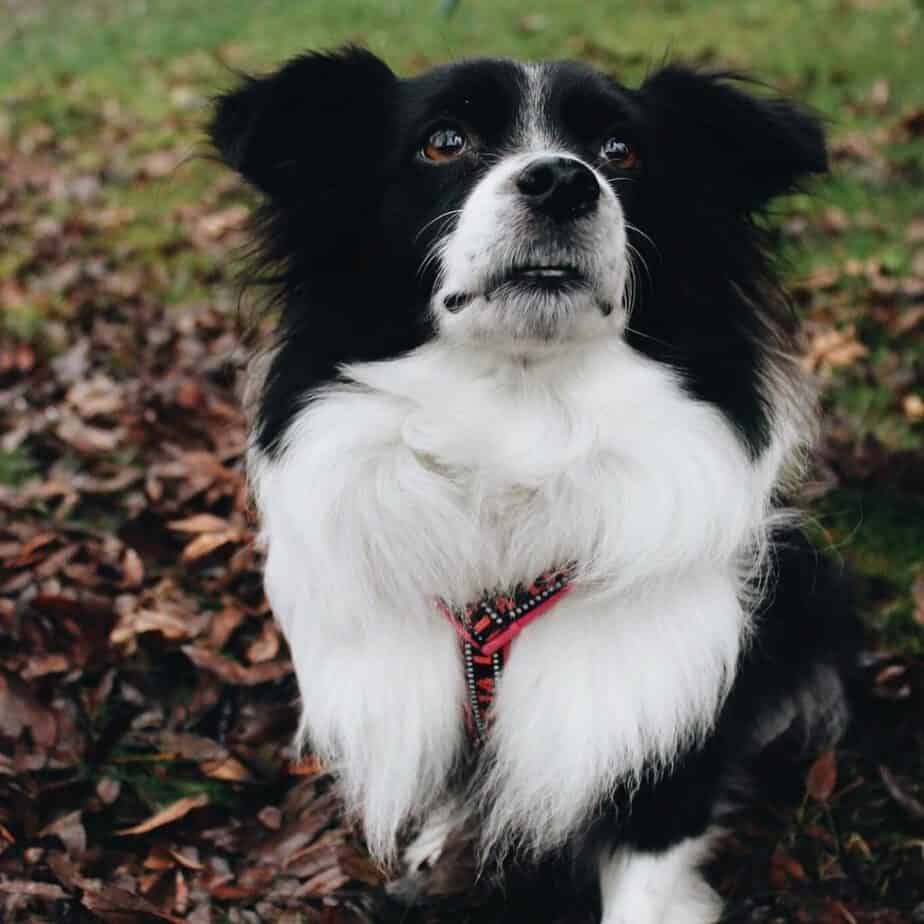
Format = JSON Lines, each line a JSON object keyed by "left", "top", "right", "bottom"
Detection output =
{"left": 437, "top": 566, "right": 575, "bottom": 746}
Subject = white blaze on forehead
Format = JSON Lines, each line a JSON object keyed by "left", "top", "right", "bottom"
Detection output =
{"left": 516, "top": 61, "right": 559, "bottom": 150}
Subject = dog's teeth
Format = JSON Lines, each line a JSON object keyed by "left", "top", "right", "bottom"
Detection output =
{"left": 523, "top": 268, "right": 569, "bottom": 278}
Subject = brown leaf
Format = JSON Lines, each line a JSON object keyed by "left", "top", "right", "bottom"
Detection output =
{"left": 903, "top": 394, "right": 924, "bottom": 422}
{"left": 66, "top": 376, "right": 124, "bottom": 418}
{"left": 297, "top": 866, "right": 351, "bottom": 897}
{"left": 56, "top": 412, "right": 123, "bottom": 454}
{"left": 168, "top": 847, "right": 204, "bottom": 871}
{"left": 0, "top": 881, "right": 69, "bottom": 900}
{"left": 158, "top": 731, "right": 228, "bottom": 762}
{"left": 168, "top": 513, "right": 232, "bottom": 534}
{"left": 807, "top": 750, "right": 838, "bottom": 802}
{"left": 200, "top": 754, "right": 254, "bottom": 782}
{"left": 181, "top": 529, "right": 240, "bottom": 562}
{"left": 246, "top": 618, "right": 280, "bottom": 663}
{"left": 111, "top": 606, "right": 205, "bottom": 644}
{"left": 39, "top": 811, "right": 86, "bottom": 855}
{"left": 208, "top": 606, "right": 245, "bottom": 649}
{"left": 0, "top": 670, "right": 57, "bottom": 747}
{"left": 173, "top": 869, "right": 189, "bottom": 915}
{"left": 257, "top": 806, "right": 282, "bottom": 830}
{"left": 806, "top": 325, "right": 869, "bottom": 373}
{"left": 196, "top": 204, "right": 249, "bottom": 239}
{"left": 770, "top": 845, "right": 808, "bottom": 889}
{"left": 121, "top": 548, "right": 144, "bottom": 587}
{"left": 81, "top": 884, "right": 187, "bottom": 923}
{"left": 182, "top": 645, "right": 292, "bottom": 686}
{"left": 117, "top": 793, "right": 209, "bottom": 836}
{"left": 139, "top": 149, "right": 182, "bottom": 178}
{"left": 22, "top": 653, "right": 70, "bottom": 680}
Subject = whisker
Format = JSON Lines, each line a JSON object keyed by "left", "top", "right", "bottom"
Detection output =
{"left": 624, "top": 220, "right": 659, "bottom": 256}
{"left": 622, "top": 323, "right": 674, "bottom": 350}
{"left": 414, "top": 208, "right": 463, "bottom": 244}
{"left": 625, "top": 242, "right": 652, "bottom": 288}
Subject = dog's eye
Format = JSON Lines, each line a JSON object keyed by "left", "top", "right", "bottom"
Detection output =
{"left": 422, "top": 125, "right": 468, "bottom": 163}
{"left": 600, "top": 138, "right": 639, "bottom": 169}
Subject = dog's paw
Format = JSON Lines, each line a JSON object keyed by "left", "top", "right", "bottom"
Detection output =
{"left": 602, "top": 878, "right": 722, "bottom": 924}
{"left": 599, "top": 840, "right": 722, "bottom": 924}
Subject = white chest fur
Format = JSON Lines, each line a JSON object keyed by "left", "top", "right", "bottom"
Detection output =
{"left": 251, "top": 339, "right": 781, "bottom": 861}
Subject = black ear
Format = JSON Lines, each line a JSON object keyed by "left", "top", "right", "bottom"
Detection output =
{"left": 209, "top": 46, "right": 397, "bottom": 199}
{"left": 640, "top": 65, "right": 827, "bottom": 210}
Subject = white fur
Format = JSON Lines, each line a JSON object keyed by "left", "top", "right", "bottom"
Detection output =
{"left": 599, "top": 833, "right": 723, "bottom": 924}
{"left": 433, "top": 149, "right": 629, "bottom": 345}
{"left": 402, "top": 798, "right": 462, "bottom": 872}
{"left": 252, "top": 331, "right": 788, "bottom": 862}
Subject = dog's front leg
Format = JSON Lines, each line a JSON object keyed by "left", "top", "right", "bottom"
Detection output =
{"left": 598, "top": 836, "right": 721, "bottom": 924}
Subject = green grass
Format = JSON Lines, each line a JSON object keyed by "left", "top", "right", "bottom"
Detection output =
{"left": 3, "top": 0, "right": 922, "bottom": 107}
{"left": 2, "top": 0, "right": 923, "bottom": 644}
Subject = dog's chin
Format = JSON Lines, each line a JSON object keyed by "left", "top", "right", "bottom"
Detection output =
{"left": 437, "top": 273, "right": 624, "bottom": 353}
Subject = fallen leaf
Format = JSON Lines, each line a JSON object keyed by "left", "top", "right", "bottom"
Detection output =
{"left": 181, "top": 529, "right": 240, "bottom": 562}
{"left": 257, "top": 806, "right": 282, "bottom": 830}
{"left": 117, "top": 793, "right": 209, "bottom": 836}
{"left": 246, "top": 618, "right": 280, "bottom": 663}
{"left": 0, "top": 881, "right": 69, "bottom": 900}
{"left": 182, "top": 645, "right": 292, "bottom": 686}
{"left": 807, "top": 750, "right": 838, "bottom": 802}
{"left": 903, "top": 394, "right": 924, "bottom": 422}
{"left": 168, "top": 513, "right": 233, "bottom": 534}
{"left": 39, "top": 811, "right": 86, "bottom": 855}
{"left": 197, "top": 204, "right": 249, "bottom": 239}
{"left": 806, "top": 325, "right": 869, "bottom": 373}
{"left": 200, "top": 754, "right": 254, "bottom": 781}
{"left": 81, "top": 884, "right": 187, "bottom": 923}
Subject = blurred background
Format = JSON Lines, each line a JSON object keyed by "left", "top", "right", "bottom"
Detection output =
{"left": 0, "top": 1, "right": 922, "bottom": 922}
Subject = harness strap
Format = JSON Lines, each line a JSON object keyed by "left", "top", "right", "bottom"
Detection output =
{"left": 437, "top": 565, "right": 574, "bottom": 746}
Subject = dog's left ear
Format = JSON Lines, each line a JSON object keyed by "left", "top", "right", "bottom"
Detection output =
{"left": 640, "top": 65, "right": 827, "bottom": 210}
{"left": 209, "top": 46, "right": 397, "bottom": 201}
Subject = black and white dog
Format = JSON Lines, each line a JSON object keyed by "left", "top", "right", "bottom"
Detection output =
{"left": 210, "top": 48, "right": 857, "bottom": 923}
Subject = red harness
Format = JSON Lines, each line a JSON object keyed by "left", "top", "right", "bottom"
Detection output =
{"left": 437, "top": 566, "right": 574, "bottom": 746}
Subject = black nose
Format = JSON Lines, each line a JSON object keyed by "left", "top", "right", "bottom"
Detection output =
{"left": 515, "top": 157, "right": 600, "bottom": 222}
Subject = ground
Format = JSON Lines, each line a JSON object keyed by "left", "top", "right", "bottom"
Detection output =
{"left": 0, "top": 0, "right": 922, "bottom": 921}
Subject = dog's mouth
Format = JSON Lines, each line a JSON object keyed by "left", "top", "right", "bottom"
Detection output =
{"left": 441, "top": 262, "right": 603, "bottom": 314}
{"left": 498, "top": 263, "right": 588, "bottom": 291}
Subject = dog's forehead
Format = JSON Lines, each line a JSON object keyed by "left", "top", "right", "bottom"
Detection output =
{"left": 399, "top": 58, "right": 637, "bottom": 143}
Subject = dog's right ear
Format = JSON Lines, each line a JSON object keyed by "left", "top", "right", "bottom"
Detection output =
{"left": 209, "top": 46, "right": 397, "bottom": 199}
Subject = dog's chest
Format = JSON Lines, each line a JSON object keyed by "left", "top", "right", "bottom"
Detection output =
{"left": 398, "top": 385, "right": 601, "bottom": 589}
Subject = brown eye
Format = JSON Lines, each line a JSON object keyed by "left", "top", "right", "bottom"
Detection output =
{"left": 600, "top": 138, "right": 639, "bottom": 169}
{"left": 422, "top": 125, "right": 468, "bottom": 162}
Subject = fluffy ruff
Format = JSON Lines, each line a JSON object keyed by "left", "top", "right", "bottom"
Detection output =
{"left": 210, "top": 48, "right": 859, "bottom": 923}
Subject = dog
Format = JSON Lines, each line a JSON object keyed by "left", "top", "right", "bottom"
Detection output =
{"left": 209, "top": 48, "right": 859, "bottom": 923}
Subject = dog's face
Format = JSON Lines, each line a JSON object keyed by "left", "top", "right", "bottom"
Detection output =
{"left": 211, "top": 48, "right": 825, "bottom": 449}
{"left": 392, "top": 59, "right": 640, "bottom": 347}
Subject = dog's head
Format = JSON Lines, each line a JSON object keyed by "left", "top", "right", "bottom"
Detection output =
{"left": 211, "top": 48, "right": 825, "bottom": 450}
